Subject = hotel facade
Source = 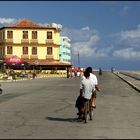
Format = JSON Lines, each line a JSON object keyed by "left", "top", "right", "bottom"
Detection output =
{"left": 60, "top": 36, "right": 71, "bottom": 64}
{"left": 0, "top": 19, "right": 72, "bottom": 77}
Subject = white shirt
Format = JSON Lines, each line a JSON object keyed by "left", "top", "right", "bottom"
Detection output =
{"left": 81, "top": 78, "right": 96, "bottom": 99}
{"left": 80, "top": 73, "right": 98, "bottom": 90}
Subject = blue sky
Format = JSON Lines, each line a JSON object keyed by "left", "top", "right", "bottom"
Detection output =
{"left": 0, "top": 1, "right": 140, "bottom": 70}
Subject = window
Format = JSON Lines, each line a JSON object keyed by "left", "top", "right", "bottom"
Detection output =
{"left": 47, "top": 47, "right": 52, "bottom": 55}
{"left": 7, "top": 46, "right": 12, "bottom": 54}
{"left": 1, "top": 48, "right": 4, "bottom": 56}
{"left": 7, "top": 31, "right": 13, "bottom": 39}
{"left": 32, "top": 31, "right": 37, "bottom": 39}
{"left": 23, "top": 31, "right": 28, "bottom": 39}
{"left": 0, "top": 48, "right": 2, "bottom": 56}
{"left": 23, "top": 46, "right": 28, "bottom": 54}
{"left": 47, "top": 31, "right": 52, "bottom": 39}
{"left": 32, "top": 47, "right": 37, "bottom": 55}
{"left": 3, "top": 31, "right": 5, "bottom": 40}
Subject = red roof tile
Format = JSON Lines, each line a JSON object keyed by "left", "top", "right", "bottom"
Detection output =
{"left": 11, "top": 19, "right": 43, "bottom": 28}
{"left": 0, "top": 19, "right": 61, "bottom": 31}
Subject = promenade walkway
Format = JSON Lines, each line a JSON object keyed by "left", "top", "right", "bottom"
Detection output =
{"left": 0, "top": 71, "right": 140, "bottom": 139}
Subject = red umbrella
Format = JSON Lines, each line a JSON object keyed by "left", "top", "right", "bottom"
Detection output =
{"left": 4, "top": 55, "right": 26, "bottom": 65}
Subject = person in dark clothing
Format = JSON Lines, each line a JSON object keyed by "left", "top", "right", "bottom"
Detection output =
{"left": 32, "top": 72, "right": 36, "bottom": 79}
{"left": 99, "top": 67, "right": 102, "bottom": 75}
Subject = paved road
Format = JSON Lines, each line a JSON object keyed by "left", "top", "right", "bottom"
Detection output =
{"left": 0, "top": 72, "right": 140, "bottom": 139}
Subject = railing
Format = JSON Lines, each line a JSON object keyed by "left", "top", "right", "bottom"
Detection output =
{"left": 21, "top": 39, "right": 29, "bottom": 44}
{"left": 21, "top": 54, "right": 29, "bottom": 59}
{"left": 5, "top": 39, "right": 13, "bottom": 43}
{"left": 5, "top": 54, "right": 13, "bottom": 58}
{"left": 46, "top": 39, "right": 53, "bottom": 44}
{"left": 46, "top": 55, "right": 54, "bottom": 59}
{"left": 30, "top": 39, "right": 38, "bottom": 44}
{"left": 30, "top": 55, "right": 38, "bottom": 59}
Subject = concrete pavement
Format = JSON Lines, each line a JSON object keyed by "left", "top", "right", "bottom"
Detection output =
{"left": 0, "top": 71, "right": 140, "bottom": 138}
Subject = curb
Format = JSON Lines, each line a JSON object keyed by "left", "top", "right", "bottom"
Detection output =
{"left": 113, "top": 72, "right": 140, "bottom": 93}
{"left": 0, "top": 76, "right": 68, "bottom": 83}
{"left": 0, "top": 78, "right": 29, "bottom": 83}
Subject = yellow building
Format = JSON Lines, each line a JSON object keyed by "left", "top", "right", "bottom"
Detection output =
{"left": 0, "top": 19, "right": 72, "bottom": 77}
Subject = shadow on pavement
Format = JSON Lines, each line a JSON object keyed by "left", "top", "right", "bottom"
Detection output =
{"left": 46, "top": 116, "right": 81, "bottom": 123}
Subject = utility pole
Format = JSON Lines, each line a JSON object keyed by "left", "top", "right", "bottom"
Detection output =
{"left": 71, "top": 51, "right": 80, "bottom": 67}
{"left": 77, "top": 51, "right": 80, "bottom": 67}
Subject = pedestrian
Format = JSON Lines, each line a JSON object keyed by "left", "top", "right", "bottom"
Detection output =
{"left": 99, "top": 67, "right": 102, "bottom": 75}
{"left": 80, "top": 67, "right": 100, "bottom": 109}
{"left": 32, "top": 72, "right": 36, "bottom": 79}
{"left": 11, "top": 70, "right": 16, "bottom": 81}
{"left": 111, "top": 67, "right": 114, "bottom": 73}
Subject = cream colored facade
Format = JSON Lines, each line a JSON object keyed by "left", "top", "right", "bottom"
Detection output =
{"left": 0, "top": 19, "right": 72, "bottom": 78}
{"left": 0, "top": 28, "right": 60, "bottom": 60}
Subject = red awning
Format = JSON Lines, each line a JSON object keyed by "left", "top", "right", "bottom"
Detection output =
{"left": 4, "top": 55, "right": 26, "bottom": 65}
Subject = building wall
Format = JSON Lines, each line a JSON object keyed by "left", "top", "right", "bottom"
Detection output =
{"left": 60, "top": 36, "right": 71, "bottom": 64}
{"left": 0, "top": 28, "right": 60, "bottom": 60}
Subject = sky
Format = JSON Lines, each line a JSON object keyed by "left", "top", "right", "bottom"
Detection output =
{"left": 0, "top": 1, "right": 140, "bottom": 70}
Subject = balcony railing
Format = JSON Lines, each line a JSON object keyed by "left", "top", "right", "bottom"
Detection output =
{"left": 46, "top": 39, "right": 53, "bottom": 44}
{"left": 5, "top": 39, "right": 13, "bottom": 43}
{"left": 30, "top": 39, "right": 38, "bottom": 44}
{"left": 21, "top": 54, "right": 29, "bottom": 59}
{"left": 5, "top": 54, "right": 13, "bottom": 58}
{"left": 21, "top": 39, "right": 29, "bottom": 44}
{"left": 46, "top": 55, "right": 54, "bottom": 59}
{"left": 30, "top": 55, "right": 38, "bottom": 59}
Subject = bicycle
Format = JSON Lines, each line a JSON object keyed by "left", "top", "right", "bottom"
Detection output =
{"left": 84, "top": 97, "right": 93, "bottom": 123}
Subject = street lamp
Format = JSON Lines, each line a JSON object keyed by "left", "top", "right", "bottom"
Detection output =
{"left": 77, "top": 51, "right": 80, "bottom": 67}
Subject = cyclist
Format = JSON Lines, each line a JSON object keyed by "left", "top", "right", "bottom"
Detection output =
{"left": 77, "top": 70, "right": 96, "bottom": 119}
{"left": 80, "top": 67, "right": 100, "bottom": 109}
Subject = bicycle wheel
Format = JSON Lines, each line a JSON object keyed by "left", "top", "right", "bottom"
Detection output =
{"left": 89, "top": 99, "right": 93, "bottom": 120}
{"left": 84, "top": 100, "right": 88, "bottom": 123}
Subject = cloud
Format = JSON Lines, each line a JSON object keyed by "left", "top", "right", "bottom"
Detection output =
{"left": 115, "top": 25, "right": 140, "bottom": 50}
{"left": 120, "top": 28, "right": 140, "bottom": 40}
{"left": 113, "top": 48, "right": 140, "bottom": 59}
{"left": 72, "top": 35, "right": 99, "bottom": 57}
{"left": 137, "top": 24, "right": 140, "bottom": 29}
{"left": 82, "top": 26, "right": 90, "bottom": 31}
{"left": 39, "top": 22, "right": 63, "bottom": 29}
{"left": 62, "top": 26, "right": 106, "bottom": 58}
{"left": 38, "top": 22, "right": 49, "bottom": 26}
{"left": 111, "top": 24, "right": 140, "bottom": 60}
{"left": 0, "top": 17, "right": 17, "bottom": 25}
